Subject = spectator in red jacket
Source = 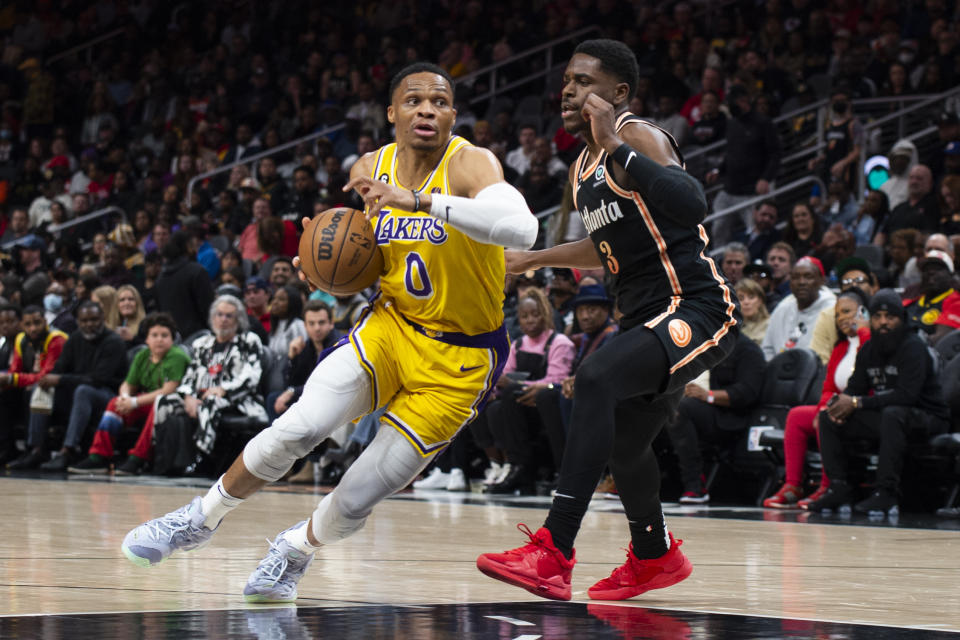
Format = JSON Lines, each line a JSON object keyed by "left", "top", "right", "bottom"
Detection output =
{"left": 0, "top": 305, "right": 68, "bottom": 390}
{"left": 3, "top": 305, "right": 68, "bottom": 469}
{"left": 763, "top": 289, "right": 871, "bottom": 509}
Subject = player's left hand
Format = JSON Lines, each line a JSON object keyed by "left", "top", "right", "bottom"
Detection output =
{"left": 344, "top": 175, "right": 416, "bottom": 221}
{"left": 581, "top": 93, "right": 620, "bottom": 150}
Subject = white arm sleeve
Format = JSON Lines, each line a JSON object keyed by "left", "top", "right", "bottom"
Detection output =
{"left": 428, "top": 182, "right": 538, "bottom": 250}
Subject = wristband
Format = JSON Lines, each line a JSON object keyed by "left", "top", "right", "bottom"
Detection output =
{"left": 131, "top": 396, "right": 138, "bottom": 408}
{"left": 852, "top": 396, "right": 859, "bottom": 410}
{"left": 411, "top": 189, "right": 420, "bottom": 212}
{"left": 707, "top": 391, "right": 715, "bottom": 404}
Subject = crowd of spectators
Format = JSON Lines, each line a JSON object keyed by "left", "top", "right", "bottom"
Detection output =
{"left": 1, "top": 1, "right": 960, "bottom": 515}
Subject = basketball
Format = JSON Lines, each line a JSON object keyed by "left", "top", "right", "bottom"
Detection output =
{"left": 298, "top": 207, "right": 383, "bottom": 295}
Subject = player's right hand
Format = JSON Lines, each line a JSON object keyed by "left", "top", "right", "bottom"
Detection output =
{"left": 292, "top": 230, "right": 322, "bottom": 293}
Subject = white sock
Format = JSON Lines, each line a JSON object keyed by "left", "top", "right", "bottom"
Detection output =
{"left": 199, "top": 475, "right": 243, "bottom": 530}
{"left": 284, "top": 520, "right": 320, "bottom": 554}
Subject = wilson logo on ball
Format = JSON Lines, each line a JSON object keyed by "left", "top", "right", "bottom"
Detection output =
{"left": 316, "top": 209, "right": 345, "bottom": 260}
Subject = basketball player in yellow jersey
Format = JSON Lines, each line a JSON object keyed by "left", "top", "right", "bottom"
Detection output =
{"left": 121, "top": 62, "right": 537, "bottom": 603}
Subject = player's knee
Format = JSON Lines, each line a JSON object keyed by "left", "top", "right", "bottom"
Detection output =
{"left": 573, "top": 358, "right": 606, "bottom": 397}
{"left": 310, "top": 493, "right": 368, "bottom": 545}
{"left": 243, "top": 410, "right": 322, "bottom": 481}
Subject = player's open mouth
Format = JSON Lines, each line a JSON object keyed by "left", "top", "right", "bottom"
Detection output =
{"left": 413, "top": 123, "right": 437, "bottom": 136}
{"left": 560, "top": 104, "right": 579, "bottom": 118}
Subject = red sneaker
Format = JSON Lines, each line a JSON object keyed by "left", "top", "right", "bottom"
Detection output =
{"left": 476, "top": 524, "right": 575, "bottom": 601}
{"left": 763, "top": 483, "right": 803, "bottom": 509}
{"left": 798, "top": 484, "right": 829, "bottom": 509}
{"left": 587, "top": 533, "right": 692, "bottom": 601}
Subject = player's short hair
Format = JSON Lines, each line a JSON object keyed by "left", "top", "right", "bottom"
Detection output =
{"left": 389, "top": 62, "right": 455, "bottom": 102}
{"left": 574, "top": 39, "right": 639, "bottom": 101}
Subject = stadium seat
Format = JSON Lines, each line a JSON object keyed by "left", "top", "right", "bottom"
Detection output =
{"left": 127, "top": 344, "right": 147, "bottom": 368}
{"left": 935, "top": 329, "right": 960, "bottom": 364}
{"left": 743, "top": 349, "right": 823, "bottom": 503}
{"left": 931, "top": 433, "right": 960, "bottom": 517}
{"left": 853, "top": 244, "right": 885, "bottom": 271}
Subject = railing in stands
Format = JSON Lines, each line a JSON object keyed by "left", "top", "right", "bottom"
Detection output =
{"left": 532, "top": 176, "right": 827, "bottom": 244}
{"left": 185, "top": 123, "right": 346, "bottom": 206}
{"left": 454, "top": 26, "right": 600, "bottom": 106}
{"left": 703, "top": 175, "right": 827, "bottom": 226}
{"left": 855, "top": 84, "right": 960, "bottom": 196}
{"left": 45, "top": 27, "right": 126, "bottom": 66}
{"left": 45, "top": 205, "right": 126, "bottom": 234}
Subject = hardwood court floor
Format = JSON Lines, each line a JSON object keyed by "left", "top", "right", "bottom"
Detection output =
{"left": 1, "top": 477, "right": 959, "bottom": 636}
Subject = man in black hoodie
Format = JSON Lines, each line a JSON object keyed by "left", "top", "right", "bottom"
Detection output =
{"left": 28, "top": 301, "right": 129, "bottom": 471}
{"left": 808, "top": 290, "right": 950, "bottom": 515}
{"left": 156, "top": 231, "right": 215, "bottom": 340}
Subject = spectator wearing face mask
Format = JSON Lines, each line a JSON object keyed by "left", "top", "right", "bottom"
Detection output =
{"left": 807, "top": 87, "right": 863, "bottom": 192}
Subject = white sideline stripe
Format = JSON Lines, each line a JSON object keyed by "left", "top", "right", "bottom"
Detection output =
{"left": 513, "top": 635, "right": 542, "bottom": 640}
{"left": 485, "top": 615, "right": 535, "bottom": 626}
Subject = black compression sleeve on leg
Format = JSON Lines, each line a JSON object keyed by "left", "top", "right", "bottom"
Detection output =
{"left": 609, "top": 143, "right": 707, "bottom": 226}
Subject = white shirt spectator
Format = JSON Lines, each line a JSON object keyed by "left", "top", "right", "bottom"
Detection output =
{"left": 505, "top": 146, "right": 533, "bottom": 176}
{"left": 762, "top": 288, "right": 837, "bottom": 361}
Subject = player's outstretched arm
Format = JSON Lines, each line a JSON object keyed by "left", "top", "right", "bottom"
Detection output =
{"left": 430, "top": 146, "right": 538, "bottom": 249}
{"left": 581, "top": 93, "right": 707, "bottom": 227}
{"left": 504, "top": 237, "right": 602, "bottom": 274}
{"left": 343, "top": 146, "right": 537, "bottom": 250}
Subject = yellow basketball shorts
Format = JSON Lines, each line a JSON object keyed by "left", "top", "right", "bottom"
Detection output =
{"left": 348, "top": 297, "right": 509, "bottom": 456}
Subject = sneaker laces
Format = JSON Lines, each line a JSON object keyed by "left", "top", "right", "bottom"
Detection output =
{"left": 506, "top": 523, "right": 549, "bottom": 556}
{"left": 608, "top": 539, "right": 683, "bottom": 584}
{"left": 251, "top": 538, "right": 290, "bottom": 587}
{"left": 144, "top": 505, "right": 201, "bottom": 544}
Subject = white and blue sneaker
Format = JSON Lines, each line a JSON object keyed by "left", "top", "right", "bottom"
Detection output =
{"left": 121, "top": 496, "right": 216, "bottom": 567}
{"left": 243, "top": 522, "right": 315, "bottom": 603}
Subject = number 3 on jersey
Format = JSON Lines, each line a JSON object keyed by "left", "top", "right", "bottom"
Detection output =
{"left": 404, "top": 252, "right": 433, "bottom": 298}
{"left": 598, "top": 240, "right": 619, "bottom": 274}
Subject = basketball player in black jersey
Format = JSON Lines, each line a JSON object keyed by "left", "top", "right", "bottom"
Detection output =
{"left": 477, "top": 39, "right": 739, "bottom": 601}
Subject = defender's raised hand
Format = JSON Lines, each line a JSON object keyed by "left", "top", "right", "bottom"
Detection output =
{"left": 581, "top": 93, "right": 620, "bottom": 150}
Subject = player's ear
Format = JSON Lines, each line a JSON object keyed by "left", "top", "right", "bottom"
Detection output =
{"left": 387, "top": 105, "right": 395, "bottom": 124}
{"left": 614, "top": 82, "right": 630, "bottom": 107}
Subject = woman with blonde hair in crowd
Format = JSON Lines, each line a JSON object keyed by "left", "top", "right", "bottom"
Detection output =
{"left": 116, "top": 284, "right": 147, "bottom": 345}
{"left": 91, "top": 285, "right": 120, "bottom": 331}
{"left": 735, "top": 278, "right": 770, "bottom": 346}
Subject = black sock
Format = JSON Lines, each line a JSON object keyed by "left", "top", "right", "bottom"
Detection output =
{"left": 544, "top": 493, "right": 590, "bottom": 560}
{"left": 628, "top": 508, "right": 669, "bottom": 560}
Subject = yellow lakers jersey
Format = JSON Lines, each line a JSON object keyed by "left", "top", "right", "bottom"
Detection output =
{"left": 369, "top": 136, "right": 505, "bottom": 335}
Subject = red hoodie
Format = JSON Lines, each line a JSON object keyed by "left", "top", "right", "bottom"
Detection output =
{"left": 8, "top": 329, "right": 68, "bottom": 387}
